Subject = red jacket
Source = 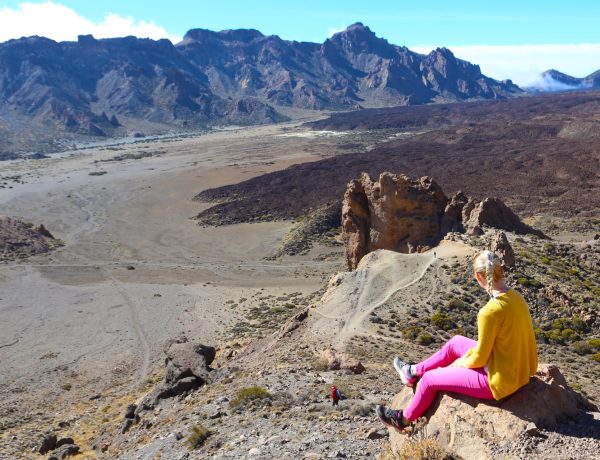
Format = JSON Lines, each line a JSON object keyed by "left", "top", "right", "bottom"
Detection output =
{"left": 331, "top": 385, "right": 339, "bottom": 401}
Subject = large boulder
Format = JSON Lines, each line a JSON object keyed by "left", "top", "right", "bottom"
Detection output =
{"left": 388, "top": 364, "right": 595, "bottom": 460}
{"left": 342, "top": 173, "right": 448, "bottom": 270}
{"left": 138, "top": 338, "right": 215, "bottom": 412}
{"left": 164, "top": 339, "right": 215, "bottom": 384}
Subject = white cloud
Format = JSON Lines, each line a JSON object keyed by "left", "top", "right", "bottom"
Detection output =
{"left": 0, "top": 1, "right": 182, "bottom": 44}
{"left": 412, "top": 43, "right": 600, "bottom": 88}
{"left": 327, "top": 26, "right": 347, "bottom": 38}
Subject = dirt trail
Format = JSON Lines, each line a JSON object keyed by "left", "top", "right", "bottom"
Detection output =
{"left": 310, "top": 241, "right": 475, "bottom": 349}
{"left": 102, "top": 268, "right": 151, "bottom": 387}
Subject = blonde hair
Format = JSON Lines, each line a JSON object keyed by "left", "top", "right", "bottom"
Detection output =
{"left": 473, "top": 250, "right": 504, "bottom": 296}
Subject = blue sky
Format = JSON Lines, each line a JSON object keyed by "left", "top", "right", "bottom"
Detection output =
{"left": 2, "top": 0, "right": 599, "bottom": 45}
{"left": 1, "top": 1, "right": 599, "bottom": 85}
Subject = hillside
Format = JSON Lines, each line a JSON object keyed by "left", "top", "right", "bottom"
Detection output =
{"left": 0, "top": 23, "right": 521, "bottom": 158}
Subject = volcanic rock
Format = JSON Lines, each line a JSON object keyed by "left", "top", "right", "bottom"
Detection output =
{"left": 138, "top": 338, "right": 215, "bottom": 412}
{"left": 342, "top": 173, "right": 447, "bottom": 269}
{"left": 46, "top": 443, "right": 79, "bottom": 459}
{"left": 38, "top": 434, "right": 57, "bottom": 454}
{"left": 488, "top": 231, "right": 515, "bottom": 268}
{"left": 462, "top": 197, "right": 544, "bottom": 237}
{"left": 164, "top": 339, "right": 215, "bottom": 384}
{"left": 319, "top": 349, "right": 365, "bottom": 374}
{"left": 0, "top": 216, "right": 62, "bottom": 262}
{"left": 342, "top": 174, "right": 544, "bottom": 269}
{"left": 388, "top": 364, "right": 596, "bottom": 459}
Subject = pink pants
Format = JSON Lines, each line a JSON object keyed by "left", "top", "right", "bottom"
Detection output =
{"left": 403, "top": 335, "right": 494, "bottom": 420}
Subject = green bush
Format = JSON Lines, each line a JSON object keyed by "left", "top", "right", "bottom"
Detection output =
{"left": 186, "top": 425, "right": 211, "bottom": 449}
{"left": 417, "top": 332, "right": 434, "bottom": 346}
{"left": 431, "top": 312, "right": 455, "bottom": 331}
{"left": 230, "top": 386, "right": 271, "bottom": 408}
{"left": 402, "top": 326, "right": 421, "bottom": 340}
{"left": 588, "top": 338, "right": 600, "bottom": 350}
{"left": 447, "top": 298, "right": 467, "bottom": 310}
{"left": 592, "top": 353, "right": 600, "bottom": 363}
{"left": 572, "top": 340, "right": 592, "bottom": 355}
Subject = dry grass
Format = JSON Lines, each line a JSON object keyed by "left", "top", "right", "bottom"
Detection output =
{"left": 381, "top": 438, "right": 457, "bottom": 460}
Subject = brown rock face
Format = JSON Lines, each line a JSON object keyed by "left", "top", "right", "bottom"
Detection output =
{"left": 463, "top": 197, "right": 543, "bottom": 237}
{"left": 0, "top": 216, "right": 62, "bottom": 262}
{"left": 342, "top": 174, "right": 545, "bottom": 270}
{"left": 388, "top": 364, "right": 595, "bottom": 460}
{"left": 488, "top": 231, "right": 515, "bottom": 268}
{"left": 319, "top": 349, "right": 366, "bottom": 374}
{"left": 342, "top": 173, "right": 447, "bottom": 270}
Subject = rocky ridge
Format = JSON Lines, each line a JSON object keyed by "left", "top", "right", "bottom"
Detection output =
{"left": 0, "top": 23, "right": 520, "bottom": 157}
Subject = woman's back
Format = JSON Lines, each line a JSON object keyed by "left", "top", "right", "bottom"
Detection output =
{"left": 484, "top": 289, "right": 538, "bottom": 399}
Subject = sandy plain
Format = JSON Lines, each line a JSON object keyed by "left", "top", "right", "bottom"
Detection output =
{"left": 0, "top": 120, "right": 354, "bottom": 448}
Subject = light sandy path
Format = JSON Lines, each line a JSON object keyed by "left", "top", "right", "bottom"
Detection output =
{"left": 309, "top": 242, "right": 475, "bottom": 349}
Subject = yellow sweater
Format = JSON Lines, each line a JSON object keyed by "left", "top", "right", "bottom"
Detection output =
{"left": 461, "top": 289, "right": 538, "bottom": 400}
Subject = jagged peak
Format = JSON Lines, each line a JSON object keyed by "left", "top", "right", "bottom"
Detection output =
{"left": 330, "top": 22, "right": 377, "bottom": 41}
{"left": 430, "top": 47, "right": 456, "bottom": 58}
{"left": 181, "top": 27, "right": 264, "bottom": 45}
{"left": 542, "top": 69, "right": 572, "bottom": 78}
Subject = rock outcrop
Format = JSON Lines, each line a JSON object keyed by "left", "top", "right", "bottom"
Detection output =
{"left": 462, "top": 197, "right": 544, "bottom": 237}
{"left": 0, "top": 216, "right": 62, "bottom": 262}
{"left": 342, "top": 173, "right": 447, "bottom": 270}
{"left": 342, "top": 175, "right": 544, "bottom": 269}
{"left": 319, "top": 349, "right": 366, "bottom": 374}
{"left": 137, "top": 338, "right": 215, "bottom": 413}
{"left": 388, "top": 364, "right": 596, "bottom": 460}
{"left": 488, "top": 231, "right": 515, "bottom": 268}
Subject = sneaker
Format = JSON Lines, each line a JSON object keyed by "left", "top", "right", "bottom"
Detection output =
{"left": 376, "top": 405, "right": 408, "bottom": 432}
{"left": 393, "top": 357, "right": 417, "bottom": 387}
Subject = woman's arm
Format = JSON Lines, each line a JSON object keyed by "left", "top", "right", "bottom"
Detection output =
{"left": 454, "top": 302, "right": 501, "bottom": 368}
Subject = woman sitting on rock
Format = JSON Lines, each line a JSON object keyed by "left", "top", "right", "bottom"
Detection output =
{"left": 376, "top": 250, "right": 538, "bottom": 431}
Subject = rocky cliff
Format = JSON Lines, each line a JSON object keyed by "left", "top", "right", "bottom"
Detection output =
{"left": 342, "top": 173, "right": 543, "bottom": 269}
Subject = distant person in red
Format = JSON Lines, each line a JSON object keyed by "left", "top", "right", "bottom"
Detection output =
{"left": 331, "top": 385, "right": 340, "bottom": 406}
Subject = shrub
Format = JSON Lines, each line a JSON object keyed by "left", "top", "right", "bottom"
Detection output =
{"left": 589, "top": 338, "right": 600, "bottom": 350}
{"left": 186, "top": 424, "right": 211, "bottom": 449}
{"left": 447, "top": 298, "right": 467, "bottom": 310}
{"left": 417, "top": 332, "right": 434, "bottom": 346}
{"left": 431, "top": 312, "right": 455, "bottom": 331}
{"left": 402, "top": 326, "right": 421, "bottom": 340}
{"left": 592, "top": 353, "right": 600, "bottom": 363}
{"left": 572, "top": 340, "right": 592, "bottom": 355}
{"left": 230, "top": 386, "right": 271, "bottom": 408}
{"left": 382, "top": 438, "right": 456, "bottom": 460}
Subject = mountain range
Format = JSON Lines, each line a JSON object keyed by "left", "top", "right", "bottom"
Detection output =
{"left": 0, "top": 23, "right": 521, "bottom": 156}
{"left": 529, "top": 69, "right": 600, "bottom": 92}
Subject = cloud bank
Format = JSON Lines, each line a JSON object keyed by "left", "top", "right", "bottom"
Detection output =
{"left": 0, "top": 1, "right": 182, "bottom": 44}
{"left": 412, "top": 43, "right": 600, "bottom": 88}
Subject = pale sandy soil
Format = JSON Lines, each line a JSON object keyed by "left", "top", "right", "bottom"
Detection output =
{"left": 309, "top": 242, "right": 475, "bottom": 349}
{"left": 0, "top": 120, "right": 351, "bottom": 455}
